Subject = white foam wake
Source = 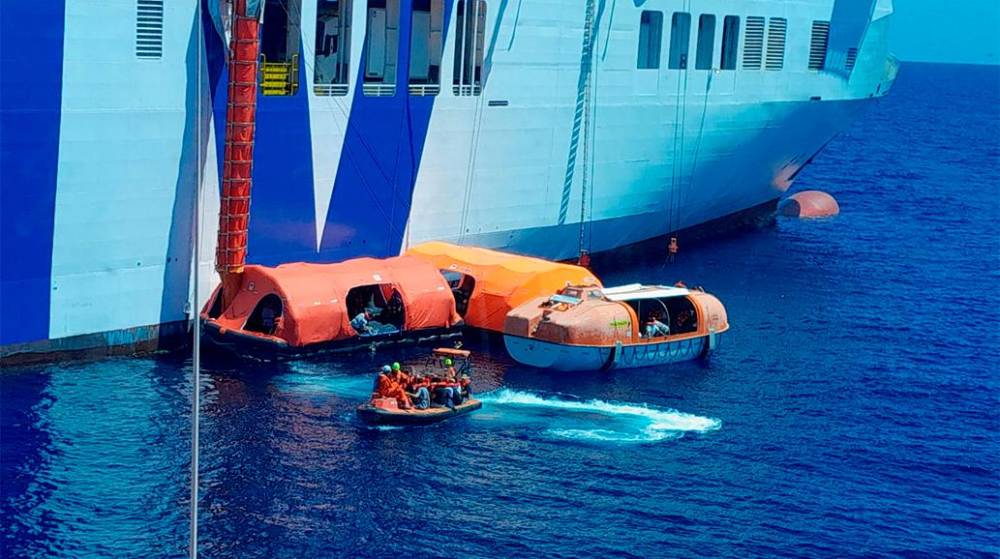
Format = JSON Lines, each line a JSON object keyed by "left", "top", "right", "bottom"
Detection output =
{"left": 481, "top": 389, "right": 721, "bottom": 443}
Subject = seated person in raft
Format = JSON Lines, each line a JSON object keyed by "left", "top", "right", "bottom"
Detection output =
{"left": 351, "top": 310, "right": 375, "bottom": 336}
{"left": 351, "top": 310, "right": 397, "bottom": 336}
{"left": 644, "top": 312, "right": 671, "bottom": 338}
{"left": 405, "top": 372, "right": 432, "bottom": 410}
{"left": 428, "top": 358, "right": 470, "bottom": 409}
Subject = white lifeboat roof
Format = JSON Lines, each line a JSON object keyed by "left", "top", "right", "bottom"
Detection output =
{"left": 601, "top": 283, "right": 690, "bottom": 301}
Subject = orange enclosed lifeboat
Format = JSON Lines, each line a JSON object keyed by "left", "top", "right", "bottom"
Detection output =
{"left": 503, "top": 284, "right": 729, "bottom": 371}
{"left": 201, "top": 256, "right": 462, "bottom": 359}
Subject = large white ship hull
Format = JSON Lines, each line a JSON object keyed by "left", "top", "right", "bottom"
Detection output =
{"left": 0, "top": 0, "right": 896, "bottom": 359}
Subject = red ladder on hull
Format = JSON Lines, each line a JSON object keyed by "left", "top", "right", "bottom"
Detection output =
{"left": 216, "top": 0, "right": 260, "bottom": 303}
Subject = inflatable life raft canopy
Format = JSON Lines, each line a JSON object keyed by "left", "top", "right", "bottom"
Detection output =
{"left": 201, "top": 256, "right": 461, "bottom": 347}
{"left": 405, "top": 242, "right": 601, "bottom": 332}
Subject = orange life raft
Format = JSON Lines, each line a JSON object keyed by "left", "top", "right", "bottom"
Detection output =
{"left": 201, "top": 256, "right": 462, "bottom": 358}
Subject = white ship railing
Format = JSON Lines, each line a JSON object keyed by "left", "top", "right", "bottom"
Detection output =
{"left": 313, "top": 84, "right": 349, "bottom": 96}
{"left": 363, "top": 83, "right": 397, "bottom": 97}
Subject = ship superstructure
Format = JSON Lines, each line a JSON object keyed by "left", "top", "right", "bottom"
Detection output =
{"left": 0, "top": 0, "right": 897, "bottom": 359}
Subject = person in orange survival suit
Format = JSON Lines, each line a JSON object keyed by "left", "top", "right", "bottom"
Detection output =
{"left": 375, "top": 364, "right": 412, "bottom": 409}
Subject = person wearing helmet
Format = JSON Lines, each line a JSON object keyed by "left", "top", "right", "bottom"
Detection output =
{"left": 459, "top": 373, "right": 472, "bottom": 401}
{"left": 372, "top": 364, "right": 391, "bottom": 394}
{"left": 389, "top": 362, "right": 412, "bottom": 389}
{"left": 430, "top": 358, "right": 461, "bottom": 408}
{"left": 374, "top": 363, "right": 411, "bottom": 409}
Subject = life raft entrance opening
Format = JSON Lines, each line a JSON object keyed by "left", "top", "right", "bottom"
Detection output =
{"left": 346, "top": 284, "right": 405, "bottom": 329}
{"left": 244, "top": 293, "right": 283, "bottom": 335}
{"left": 442, "top": 271, "right": 476, "bottom": 317}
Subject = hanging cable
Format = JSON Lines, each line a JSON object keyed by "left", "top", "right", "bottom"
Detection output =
{"left": 577, "top": 0, "right": 598, "bottom": 264}
{"left": 189, "top": 1, "right": 206, "bottom": 557}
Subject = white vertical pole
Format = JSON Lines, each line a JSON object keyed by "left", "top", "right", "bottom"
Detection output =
{"left": 190, "top": 0, "right": 203, "bottom": 557}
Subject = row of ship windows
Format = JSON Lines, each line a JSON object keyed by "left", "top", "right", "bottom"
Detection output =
{"left": 136, "top": 1, "right": 848, "bottom": 97}
{"left": 136, "top": 0, "right": 488, "bottom": 97}
{"left": 636, "top": 11, "right": 838, "bottom": 72}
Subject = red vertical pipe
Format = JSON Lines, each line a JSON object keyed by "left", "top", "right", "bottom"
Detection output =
{"left": 216, "top": 0, "right": 259, "bottom": 304}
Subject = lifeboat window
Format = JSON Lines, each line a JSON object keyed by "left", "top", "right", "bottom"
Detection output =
{"left": 408, "top": 0, "right": 445, "bottom": 95}
{"left": 363, "top": 0, "right": 400, "bottom": 96}
{"left": 260, "top": 0, "right": 303, "bottom": 96}
{"left": 695, "top": 14, "right": 715, "bottom": 70}
{"left": 313, "top": 0, "right": 352, "bottom": 96}
{"left": 765, "top": 17, "right": 786, "bottom": 71}
{"left": 441, "top": 271, "right": 476, "bottom": 317}
{"left": 346, "top": 284, "right": 405, "bottom": 330}
{"left": 245, "top": 294, "right": 283, "bottom": 335}
{"left": 636, "top": 11, "right": 663, "bottom": 70}
{"left": 667, "top": 12, "right": 691, "bottom": 70}
{"left": 452, "top": 0, "right": 487, "bottom": 95}
{"left": 719, "top": 15, "right": 739, "bottom": 70}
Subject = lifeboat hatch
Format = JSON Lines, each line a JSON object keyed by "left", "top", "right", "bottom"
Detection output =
{"left": 244, "top": 293, "right": 283, "bottom": 335}
{"left": 441, "top": 270, "right": 476, "bottom": 317}
{"left": 346, "top": 284, "right": 405, "bottom": 329}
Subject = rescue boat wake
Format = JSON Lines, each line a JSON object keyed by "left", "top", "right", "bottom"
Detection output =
{"left": 480, "top": 389, "right": 721, "bottom": 443}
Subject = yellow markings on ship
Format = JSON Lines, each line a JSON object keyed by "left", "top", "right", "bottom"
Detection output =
{"left": 609, "top": 320, "right": 631, "bottom": 328}
{"left": 260, "top": 54, "right": 299, "bottom": 96}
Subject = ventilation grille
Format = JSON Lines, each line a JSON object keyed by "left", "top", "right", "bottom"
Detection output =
{"left": 136, "top": 0, "right": 163, "bottom": 59}
{"left": 742, "top": 16, "right": 764, "bottom": 69}
{"left": 809, "top": 21, "right": 830, "bottom": 70}
{"left": 765, "top": 17, "right": 786, "bottom": 70}
{"left": 846, "top": 47, "right": 858, "bottom": 71}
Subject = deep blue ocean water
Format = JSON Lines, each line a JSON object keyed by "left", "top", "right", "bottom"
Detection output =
{"left": 3, "top": 63, "right": 999, "bottom": 558}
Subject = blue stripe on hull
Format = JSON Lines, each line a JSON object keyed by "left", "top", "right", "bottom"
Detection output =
{"left": 320, "top": 0, "right": 454, "bottom": 260}
{"left": 247, "top": 56, "right": 318, "bottom": 265}
{"left": 203, "top": 19, "right": 317, "bottom": 266}
{"left": 0, "top": 1, "right": 66, "bottom": 345}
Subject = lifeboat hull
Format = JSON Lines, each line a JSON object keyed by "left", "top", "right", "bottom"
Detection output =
{"left": 504, "top": 334, "right": 711, "bottom": 371}
{"left": 356, "top": 399, "right": 483, "bottom": 425}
